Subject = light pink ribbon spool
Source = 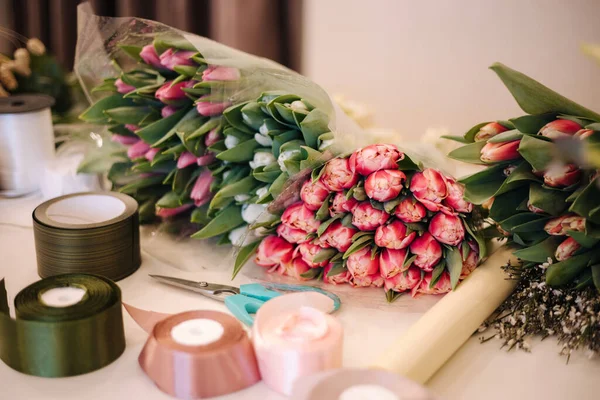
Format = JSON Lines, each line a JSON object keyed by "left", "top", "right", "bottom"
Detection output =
{"left": 252, "top": 292, "right": 343, "bottom": 396}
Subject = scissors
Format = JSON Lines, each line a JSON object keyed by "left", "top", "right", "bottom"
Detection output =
{"left": 149, "top": 274, "right": 341, "bottom": 327}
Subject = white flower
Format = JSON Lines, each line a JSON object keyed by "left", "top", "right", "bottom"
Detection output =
{"left": 224, "top": 135, "right": 240, "bottom": 149}
{"left": 249, "top": 151, "right": 276, "bottom": 170}
{"left": 228, "top": 225, "right": 261, "bottom": 247}
{"left": 259, "top": 122, "right": 270, "bottom": 136}
{"left": 234, "top": 194, "right": 250, "bottom": 202}
{"left": 223, "top": 170, "right": 231, "bottom": 180}
{"left": 254, "top": 132, "right": 273, "bottom": 147}
{"left": 242, "top": 203, "right": 272, "bottom": 224}
{"left": 277, "top": 149, "right": 300, "bottom": 172}
{"left": 290, "top": 100, "right": 308, "bottom": 112}
{"left": 319, "top": 138, "right": 334, "bottom": 151}
{"left": 255, "top": 186, "right": 269, "bottom": 200}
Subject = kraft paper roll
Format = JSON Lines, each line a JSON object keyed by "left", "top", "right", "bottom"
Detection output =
{"left": 127, "top": 306, "right": 260, "bottom": 399}
{"left": 252, "top": 292, "right": 344, "bottom": 396}
{"left": 0, "top": 94, "right": 55, "bottom": 197}
{"left": 370, "top": 245, "right": 519, "bottom": 384}
{"left": 33, "top": 191, "right": 141, "bottom": 281}
{"left": 0, "top": 274, "right": 126, "bottom": 377}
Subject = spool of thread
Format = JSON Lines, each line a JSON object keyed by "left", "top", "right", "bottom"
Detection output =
{"left": 136, "top": 309, "right": 260, "bottom": 399}
{"left": 0, "top": 274, "right": 126, "bottom": 377}
{"left": 252, "top": 292, "right": 344, "bottom": 396}
{"left": 33, "top": 191, "right": 141, "bottom": 281}
{"left": 0, "top": 94, "right": 55, "bottom": 197}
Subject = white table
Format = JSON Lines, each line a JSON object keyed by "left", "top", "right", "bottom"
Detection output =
{"left": 0, "top": 194, "right": 597, "bottom": 399}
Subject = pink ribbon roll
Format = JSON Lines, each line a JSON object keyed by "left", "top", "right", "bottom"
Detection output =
{"left": 252, "top": 292, "right": 343, "bottom": 396}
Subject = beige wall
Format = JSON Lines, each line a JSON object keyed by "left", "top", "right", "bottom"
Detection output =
{"left": 302, "top": 0, "right": 600, "bottom": 137}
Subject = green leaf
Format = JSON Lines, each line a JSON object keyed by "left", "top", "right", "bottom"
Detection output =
{"left": 91, "top": 79, "right": 118, "bottom": 93}
{"left": 397, "top": 154, "right": 421, "bottom": 171}
{"left": 489, "top": 186, "right": 529, "bottom": 222}
{"left": 104, "top": 106, "right": 156, "bottom": 125}
{"left": 153, "top": 35, "right": 197, "bottom": 53}
{"left": 253, "top": 163, "right": 281, "bottom": 183}
{"left": 592, "top": 264, "right": 600, "bottom": 291}
{"left": 517, "top": 135, "right": 556, "bottom": 171}
{"left": 79, "top": 95, "right": 134, "bottom": 123}
{"left": 513, "top": 236, "right": 562, "bottom": 262}
{"left": 326, "top": 263, "right": 347, "bottom": 277}
{"left": 300, "top": 268, "right": 323, "bottom": 280}
{"left": 567, "top": 230, "right": 600, "bottom": 248}
{"left": 190, "top": 204, "right": 211, "bottom": 225}
{"left": 300, "top": 109, "right": 329, "bottom": 149}
{"left": 448, "top": 141, "right": 487, "bottom": 165}
{"left": 268, "top": 172, "right": 288, "bottom": 198}
{"left": 528, "top": 184, "right": 570, "bottom": 216}
{"left": 232, "top": 241, "right": 261, "bottom": 279}
{"left": 441, "top": 135, "right": 470, "bottom": 144}
{"left": 156, "top": 191, "right": 185, "bottom": 208}
{"left": 487, "top": 129, "right": 523, "bottom": 143}
{"left": 546, "top": 252, "right": 594, "bottom": 287}
{"left": 216, "top": 139, "right": 260, "bottom": 162}
{"left": 272, "top": 130, "right": 301, "bottom": 158}
{"left": 172, "top": 165, "right": 195, "bottom": 194}
{"left": 463, "top": 122, "right": 490, "bottom": 143}
{"left": 383, "top": 197, "right": 403, "bottom": 214}
{"left": 462, "top": 220, "right": 487, "bottom": 260}
{"left": 151, "top": 108, "right": 198, "bottom": 148}
{"left": 446, "top": 247, "right": 463, "bottom": 290}
{"left": 509, "top": 113, "right": 556, "bottom": 134}
{"left": 210, "top": 176, "right": 259, "bottom": 208}
{"left": 223, "top": 102, "right": 255, "bottom": 134}
{"left": 500, "top": 212, "right": 546, "bottom": 232}
{"left": 569, "top": 178, "right": 600, "bottom": 223}
{"left": 430, "top": 260, "right": 446, "bottom": 288}
{"left": 313, "top": 248, "right": 338, "bottom": 263}
{"left": 134, "top": 108, "right": 188, "bottom": 145}
{"left": 241, "top": 102, "right": 265, "bottom": 130}
{"left": 118, "top": 44, "right": 142, "bottom": 61}
{"left": 187, "top": 117, "right": 221, "bottom": 140}
{"left": 343, "top": 235, "right": 374, "bottom": 259}
{"left": 459, "top": 164, "right": 506, "bottom": 204}
{"left": 174, "top": 65, "right": 198, "bottom": 77}
{"left": 191, "top": 205, "right": 244, "bottom": 239}
{"left": 574, "top": 268, "right": 593, "bottom": 290}
{"left": 118, "top": 175, "right": 165, "bottom": 194}
{"left": 489, "top": 62, "right": 600, "bottom": 121}
{"left": 315, "top": 194, "right": 333, "bottom": 221}
{"left": 403, "top": 255, "right": 417, "bottom": 270}
{"left": 385, "top": 290, "right": 403, "bottom": 303}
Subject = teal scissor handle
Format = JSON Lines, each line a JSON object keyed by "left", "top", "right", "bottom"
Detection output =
{"left": 259, "top": 283, "right": 341, "bottom": 313}
{"left": 224, "top": 295, "right": 264, "bottom": 327}
{"left": 239, "top": 283, "right": 281, "bottom": 301}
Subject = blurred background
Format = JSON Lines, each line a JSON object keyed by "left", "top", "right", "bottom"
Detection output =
{"left": 1, "top": 0, "right": 600, "bottom": 136}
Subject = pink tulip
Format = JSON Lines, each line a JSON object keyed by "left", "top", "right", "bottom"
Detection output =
{"left": 409, "top": 232, "right": 442, "bottom": 271}
{"left": 379, "top": 248, "right": 408, "bottom": 279}
{"left": 125, "top": 124, "right": 139, "bottom": 132}
{"left": 280, "top": 257, "right": 312, "bottom": 281}
{"left": 127, "top": 140, "right": 151, "bottom": 160}
{"left": 539, "top": 119, "right": 582, "bottom": 140}
{"left": 394, "top": 198, "right": 427, "bottom": 223}
{"left": 364, "top": 169, "right": 406, "bottom": 202}
{"left": 346, "top": 247, "right": 379, "bottom": 278}
{"left": 177, "top": 151, "right": 198, "bottom": 169}
{"left": 140, "top": 44, "right": 163, "bottom": 69}
{"left": 295, "top": 242, "right": 329, "bottom": 268}
{"left": 480, "top": 140, "right": 521, "bottom": 163}
{"left": 543, "top": 163, "right": 581, "bottom": 188}
{"left": 474, "top": 122, "right": 509, "bottom": 141}
{"left": 555, "top": 237, "right": 581, "bottom": 261}
{"left": 159, "top": 48, "right": 196, "bottom": 70}
{"left": 351, "top": 273, "right": 384, "bottom": 288}
{"left": 114, "top": 78, "right": 135, "bottom": 94}
{"left": 144, "top": 148, "right": 160, "bottom": 161}
{"left": 410, "top": 168, "right": 448, "bottom": 212}
{"left": 323, "top": 264, "right": 352, "bottom": 285}
{"left": 319, "top": 221, "right": 357, "bottom": 252}
{"left": 349, "top": 144, "right": 404, "bottom": 176}
{"left": 197, "top": 153, "right": 216, "bottom": 166}
{"left": 300, "top": 179, "right": 331, "bottom": 211}
{"left": 155, "top": 80, "right": 194, "bottom": 104}
{"left": 375, "top": 220, "right": 416, "bottom": 250}
{"left": 190, "top": 169, "right": 214, "bottom": 207}
{"left": 161, "top": 105, "right": 179, "bottom": 118}
{"left": 196, "top": 95, "right": 231, "bottom": 116}
{"left": 277, "top": 224, "right": 308, "bottom": 244}
{"left": 544, "top": 214, "right": 586, "bottom": 236}
{"left": 320, "top": 157, "right": 358, "bottom": 192}
{"left": 204, "top": 128, "right": 221, "bottom": 147}
{"left": 384, "top": 266, "right": 421, "bottom": 292}
{"left": 428, "top": 213, "right": 465, "bottom": 246}
{"left": 330, "top": 192, "right": 359, "bottom": 216}
{"left": 255, "top": 235, "right": 294, "bottom": 268}
{"left": 461, "top": 247, "right": 478, "bottom": 279}
{"left": 352, "top": 202, "right": 390, "bottom": 231}
{"left": 111, "top": 134, "right": 139, "bottom": 145}
{"left": 202, "top": 65, "right": 241, "bottom": 81}
{"left": 574, "top": 129, "right": 595, "bottom": 140}
{"left": 444, "top": 178, "right": 473, "bottom": 214}
{"left": 156, "top": 204, "right": 193, "bottom": 218}
{"left": 281, "top": 202, "right": 320, "bottom": 233}
{"left": 416, "top": 271, "right": 452, "bottom": 295}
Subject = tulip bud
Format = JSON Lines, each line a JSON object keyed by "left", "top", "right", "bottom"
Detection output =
{"left": 409, "top": 168, "right": 448, "bottom": 212}
{"left": 190, "top": 169, "right": 214, "bottom": 207}
{"left": 364, "top": 169, "right": 406, "bottom": 202}
{"left": 349, "top": 143, "right": 404, "bottom": 176}
{"left": 196, "top": 95, "right": 231, "bottom": 116}
{"left": 416, "top": 271, "right": 452, "bottom": 295}
{"left": 249, "top": 151, "right": 277, "bottom": 170}
{"left": 383, "top": 266, "right": 421, "bottom": 292}
{"left": 319, "top": 221, "right": 357, "bottom": 252}
{"left": 480, "top": 140, "right": 521, "bottom": 163}
{"left": 375, "top": 220, "right": 416, "bottom": 250}
{"left": 539, "top": 119, "right": 582, "bottom": 139}
{"left": 555, "top": 237, "right": 581, "bottom": 261}
{"left": 544, "top": 214, "right": 585, "bottom": 236}
{"left": 428, "top": 213, "right": 465, "bottom": 246}
{"left": 202, "top": 65, "right": 241, "bottom": 81}
{"left": 394, "top": 198, "right": 427, "bottom": 223}
{"left": 155, "top": 80, "right": 195, "bottom": 104}
{"left": 255, "top": 235, "right": 294, "bottom": 268}
{"left": 127, "top": 140, "right": 151, "bottom": 160}
{"left": 140, "top": 45, "right": 162, "bottom": 68}
{"left": 161, "top": 105, "right": 179, "bottom": 118}
{"left": 125, "top": 124, "right": 139, "bottom": 132}
{"left": 156, "top": 204, "right": 193, "bottom": 218}
{"left": 461, "top": 243, "right": 479, "bottom": 279}
{"left": 347, "top": 247, "right": 380, "bottom": 278}
{"left": 379, "top": 248, "right": 408, "bottom": 279}
{"left": 409, "top": 232, "right": 442, "bottom": 271}
{"left": 281, "top": 202, "right": 321, "bottom": 233}
{"left": 280, "top": 257, "right": 312, "bottom": 281}
{"left": 276, "top": 224, "right": 308, "bottom": 244}
{"left": 204, "top": 128, "right": 222, "bottom": 148}
{"left": 301, "top": 179, "right": 331, "bottom": 211}
{"left": 159, "top": 48, "right": 196, "bottom": 70}
{"left": 114, "top": 78, "right": 135, "bottom": 94}
{"left": 111, "top": 134, "right": 139, "bottom": 146}
{"left": 352, "top": 202, "right": 390, "bottom": 231}
{"left": 176, "top": 151, "right": 197, "bottom": 169}
{"left": 144, "top": 148, "right": 160, "bottom": 161}
{"left": 295, "top": 242, "right": 330, "bottom": 268}
{"left": 351, "top": 273, "right": 384, "bottom": 288}
{"left": 323, "top": 264, "right": 352, "bottom": 285}
{"left": 527, "top": 200, "right": 545, "bottom": 214}
{"left": 26, "top": 38, "right": 46, "bottom": 55}
{"left": 474, "top": 122, "right": 509, "bottom": 141}
{"left": 574, "top": 129, "right": 595, "bottom": 140}
{"left": 330, "top": 192, "right": 359, "bottom": 216}
{"left": 543, "top": 163, "right": 581, "bottom": 188}
{"left": 444, "top": 178, "right": 473, "bottom": 214}
{"left": 320, "top": 157, "right": 358, "bottom": 192}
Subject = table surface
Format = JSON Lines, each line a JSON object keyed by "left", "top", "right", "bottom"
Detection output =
{"left": 0, "top": 194, "right": 597, "bottom": 400}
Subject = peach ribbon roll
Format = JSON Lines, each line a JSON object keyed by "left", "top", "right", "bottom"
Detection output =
{"left": 252, "top": 292, "right": 343, "bottom": 396}
{"left": 126, "top": 305, "right": 260, "bottom": 399}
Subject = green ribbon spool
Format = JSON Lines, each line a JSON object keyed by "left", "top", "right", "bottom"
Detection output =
{"left": 0, "top": 274, "right": 126, "bottom": 377}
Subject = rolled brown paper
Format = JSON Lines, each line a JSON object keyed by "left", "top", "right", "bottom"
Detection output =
{"left": 138, "top": 310, "right": 260, "bottom": 399}
{"left": 370, "top": 246, "right": 519, "bottom": 384}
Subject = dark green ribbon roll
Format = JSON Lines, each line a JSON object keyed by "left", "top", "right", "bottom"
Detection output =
{"left": 0, "top": 274, "right": 126, "bottom": 377}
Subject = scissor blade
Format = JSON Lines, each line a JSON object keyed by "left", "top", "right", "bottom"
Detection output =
{"left": 148, "top": 274, "right": 240, "bottom": 301}
{"left": 149, "top": 274, "right": 207, "bottom": 293}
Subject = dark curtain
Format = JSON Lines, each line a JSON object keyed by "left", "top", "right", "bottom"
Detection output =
{"left": 0, "top": 0, "right": 303, "bottom": 71}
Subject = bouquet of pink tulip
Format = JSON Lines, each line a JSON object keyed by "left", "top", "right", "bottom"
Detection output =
{"left": 235, "top": 143, "right": 485, "bottom": 301}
